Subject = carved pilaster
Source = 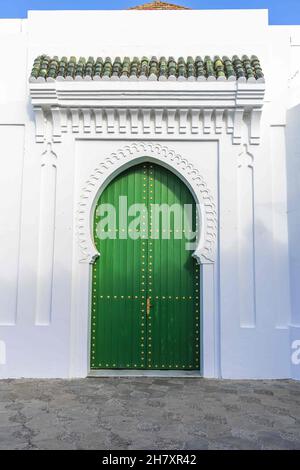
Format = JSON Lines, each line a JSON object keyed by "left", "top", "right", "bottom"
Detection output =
{"left": 237, "top": 144, "right": 256, "bottom": 327}
{"left": 35, "top": 143, "right": 57, "bottom": 325}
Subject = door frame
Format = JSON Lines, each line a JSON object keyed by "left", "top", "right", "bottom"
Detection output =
{"left": 91, "top": 161, "right": 200, "bottom": 372}
{"left": 71, "top": 142, "right": 218, "bottom": 378}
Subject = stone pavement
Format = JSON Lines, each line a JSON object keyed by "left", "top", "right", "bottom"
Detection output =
{"left": 0, "top": 378, "right": 300, "bottom": 450}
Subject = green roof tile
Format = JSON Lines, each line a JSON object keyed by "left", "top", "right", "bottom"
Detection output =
{"left": 30, "top": 55, "right": 265, "bottom": 83}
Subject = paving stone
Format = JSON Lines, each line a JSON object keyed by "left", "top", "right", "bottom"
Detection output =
{"left": 0, "top": 378, "right": 299, "bottom": 450}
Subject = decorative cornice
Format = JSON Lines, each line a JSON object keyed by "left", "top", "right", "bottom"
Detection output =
{"left": 77, "top": 142, "right": 217, "bottom": 265}
{"left": 30, "top": 55, "right": 264, "bottom": 83}
{"left": 30, "top": 80, "right": 265, "bottom": 145}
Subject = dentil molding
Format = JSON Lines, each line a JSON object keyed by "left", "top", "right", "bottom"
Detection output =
{"left": 30, "top": 80, "right": 265, "bottom": 145}
{"left": 77, "top": 142, "right": 217, "bottom": 265}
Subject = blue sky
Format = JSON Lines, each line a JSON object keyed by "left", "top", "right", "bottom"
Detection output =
{"left": 0, "top": 1, "right": 299, "bottom": 24}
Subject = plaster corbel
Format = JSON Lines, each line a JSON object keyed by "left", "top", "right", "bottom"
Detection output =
{"left": 250, "top": 108, "right": 263, "bottom": 146}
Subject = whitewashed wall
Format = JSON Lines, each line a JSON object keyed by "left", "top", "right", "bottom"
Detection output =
{"left": 0, "top": 9, "right": 298, "bottom": 379}
{"left": 285, "top": 27, "right": 300, "bottom": 380}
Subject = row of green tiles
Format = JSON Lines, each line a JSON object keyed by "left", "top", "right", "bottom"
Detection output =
{"left": 30, "top": 54, "right": 264, "bottom": 81}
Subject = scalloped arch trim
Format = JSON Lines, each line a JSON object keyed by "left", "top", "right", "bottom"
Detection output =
{"left": 77, "top": 142, "right": 217, "bottom": 264}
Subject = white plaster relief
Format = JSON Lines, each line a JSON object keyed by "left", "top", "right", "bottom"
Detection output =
{"left": 106, "top": 109, "right": 115, "bottom": 134}
{"left": 233, "top": 109, "right": 244, "bottom": 145}
{"left": 203, "top": 109, "right": 213, "bottom": 134}
{"left": 179, "top": 109, "right": 188, "bottom": 134}
{"left": 60, "top": 108, "right": 68, "bottom": 133}
{"left": 215, "top": 109, "right": 224, "bottom": 134}
{"left": 237, "top": 144, "right": 256, "bottom": 328}
{"left": 130, "top": 108, "right": 139, "bottom": 134}
{"left": 82, "top": 109, "right": 91, "bottom": 133}
{"left": 35, "top": 107, "right": 46, "bottom": 143}
{"left": 77, "top": 142, "right": 217, "bottom": 266}
{"left": 191, "top": 109, "right": 200, "bottom": 134}
{"left": 143, "top": 108, "right": 151, "bottom": 134}
{"left": 29, "top": 81, "right": 265, "bottom": 145}
{"left": 250, "top": 108, "right": 263, "bottom": 145}
{"left": 154, "top": 109, "right": 163, "bottom": 134}
{"left": 71, "top": 109, "right": 80, "bottom": 133}
{"left": 167, "top": 109, "right": 176, "bottom": 133}
{"left": 51, "top": 107, "right": 62, "bottom": 143}
{"left": 32, "top": 107, "right": 264, "bottom": 144}
{"left": 35, "top": 143, "right": 57, "bottom": 326}
{"left": 226, "top": 109, "right": 234, "bottom": 134}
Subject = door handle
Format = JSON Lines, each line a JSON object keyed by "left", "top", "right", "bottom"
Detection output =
{"left": 146, "top": 297, "right": 152, "bottom": 316}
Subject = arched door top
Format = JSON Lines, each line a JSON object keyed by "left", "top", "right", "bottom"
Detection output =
{"left": 77, "top": 142, "right": 217, "bottom": 265}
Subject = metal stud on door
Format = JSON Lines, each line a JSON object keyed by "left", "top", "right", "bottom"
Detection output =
{"left": 147, "top": 164, "right": 199, "bottom": 370}
{"left": 91, "top": 163, "right": 199, "bottom": 370}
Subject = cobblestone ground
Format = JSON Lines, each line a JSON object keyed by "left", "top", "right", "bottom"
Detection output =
{"left": 0, "top": 378, "right": 300, "bottom": 450}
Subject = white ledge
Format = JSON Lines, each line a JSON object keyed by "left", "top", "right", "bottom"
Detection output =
{"left": 29, "top": 80, "right": 265, "bottom": 145}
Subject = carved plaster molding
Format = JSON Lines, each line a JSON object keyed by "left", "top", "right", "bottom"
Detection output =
{"left": 30, "top": 81, "right": 265, "bottom": 145}
{"left": 77, "top": 142, "right": 217, "bottom": 265}
{"left": 35, "top": 142, "right": 58, "bottom": 326}
{"left": 238, "top": 144, "right": 254, "bottom": 169}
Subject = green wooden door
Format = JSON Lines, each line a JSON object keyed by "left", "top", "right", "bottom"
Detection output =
{"left": 91, "top": 163, "right": 200, "bottom": 371}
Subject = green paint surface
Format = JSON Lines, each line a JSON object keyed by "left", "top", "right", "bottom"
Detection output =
{"left": 91, "top": 162, "right": 199, "bottom": 370}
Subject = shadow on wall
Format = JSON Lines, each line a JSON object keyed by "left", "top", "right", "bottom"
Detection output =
{"left": 218, "top": 206, "right": 293, "bottom": 379}
{"left": 285, "top": 106, "right": 300, "bottom": 325}
{"left": 286, "top": 104, "right": 300, "bottom": 379}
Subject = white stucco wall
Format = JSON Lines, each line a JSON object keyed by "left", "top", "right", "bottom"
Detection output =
{"left": 0, "top": 9, "right": 299, "bottom": 379}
